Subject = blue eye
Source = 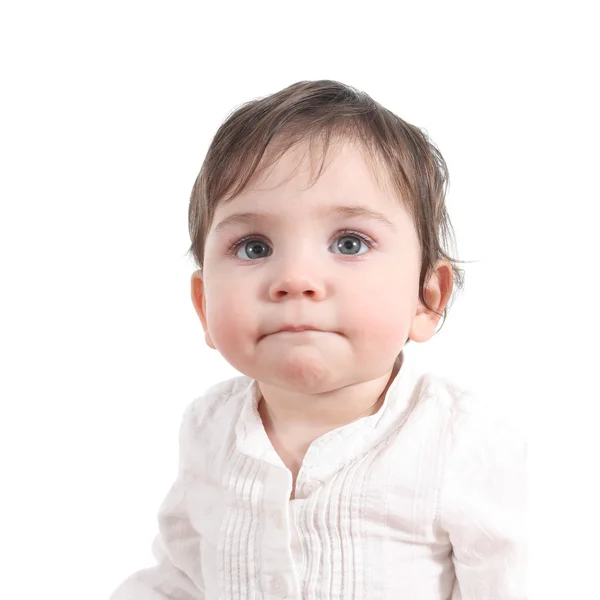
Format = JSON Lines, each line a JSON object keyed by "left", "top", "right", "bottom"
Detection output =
{"left": 230, "top": 231, "right": 374, "bottom": 260}
{"left": 235, "top": 239, "right": 272, "bottom": 260}
{"left": 330, "top": 234, "right": 370, "bottom": 256}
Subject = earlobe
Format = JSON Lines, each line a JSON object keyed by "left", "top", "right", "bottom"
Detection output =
{"left": 408, "top": 261, "right": 453, "bottom": 343}
{"left": 190, "top": 270, "right": 216, "bottom": 350}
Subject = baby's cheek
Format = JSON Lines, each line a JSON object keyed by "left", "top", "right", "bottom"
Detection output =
{"left": 207, "top": 301, "right": 251, "bottom": 348}
{"left": 353, "top": 300, "right": 411, "bottom": 349}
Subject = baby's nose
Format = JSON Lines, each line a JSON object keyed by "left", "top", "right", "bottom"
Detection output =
{"left": 268, "top": 273, "right": 326, "bottom": 301}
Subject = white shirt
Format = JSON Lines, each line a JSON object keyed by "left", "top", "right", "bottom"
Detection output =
{"left": 110, "top": 352, "right": 527, "bottom": 599}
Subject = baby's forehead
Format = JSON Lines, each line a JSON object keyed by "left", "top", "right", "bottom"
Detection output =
{"left": 209, "top": 158, "right": 412, "bottom": 244}
{"left": 227, "top": 137, "right": 397, "bottom": 206}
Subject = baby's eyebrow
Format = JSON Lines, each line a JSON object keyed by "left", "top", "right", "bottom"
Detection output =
{"left": 213, "top": 205, "right": 395, "bottom": 234}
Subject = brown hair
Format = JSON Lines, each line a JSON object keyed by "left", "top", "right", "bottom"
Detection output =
{"left": 187, "top": 80, "right": 467, "bottom": 335}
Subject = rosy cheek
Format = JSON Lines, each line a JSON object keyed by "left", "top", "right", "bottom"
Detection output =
{"left": 207, "top": 300, "right": 247, "bottom": 344}
{"left": 357, "top": 298, "right": 410, "bottom": 338}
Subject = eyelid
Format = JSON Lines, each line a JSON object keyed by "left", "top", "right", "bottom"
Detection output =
{"left": 226, "top": 231, "right": 269, "bottom": 256}
{"left": 334, "top": 229, "right": 377, "bottom": 248}
{"left": 225, "top": 228, "right": 378, "bottom": 258}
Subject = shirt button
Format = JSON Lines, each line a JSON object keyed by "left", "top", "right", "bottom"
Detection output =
{"left": 271, "top": 574, "right": 290, "bottom": 597}
{"left": 304, "top": 480, "right": 321, "bottom": 495}
{"left": 269, "top": 508, "right": 285, "bottom": 530}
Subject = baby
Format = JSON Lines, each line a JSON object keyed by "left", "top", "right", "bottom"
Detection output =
{"left": 110, "top": 80, "right": 526, "bottom": 599}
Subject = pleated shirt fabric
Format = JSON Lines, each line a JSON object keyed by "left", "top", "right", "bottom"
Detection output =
{"left": 110, "top": 352, "right": 526, "bottom": 599}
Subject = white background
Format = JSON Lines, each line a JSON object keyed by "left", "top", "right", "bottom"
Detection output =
{"left": 1, "top": 1, "right": 597, "bottom": 598}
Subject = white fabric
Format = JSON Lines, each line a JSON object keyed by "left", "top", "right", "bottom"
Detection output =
{"left": 110, "top": 352, "right": 527, "bottom": 599}
{"left": 288, "top": 501, "right": 302, "bottom": 575}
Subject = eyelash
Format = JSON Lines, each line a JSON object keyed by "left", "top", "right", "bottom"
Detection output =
{"left": 226, "top": 229, "right": 377, "bottom": 257}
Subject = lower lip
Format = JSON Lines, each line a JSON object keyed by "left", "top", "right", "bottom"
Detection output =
{"left": 260, "top": 330, "right": 339, "bottom": 341}
{"left": 276, "top": 329, "right": 322, "bottom": 334}
{"left": 263, "top": 329, "right": 325, "bottom": 339}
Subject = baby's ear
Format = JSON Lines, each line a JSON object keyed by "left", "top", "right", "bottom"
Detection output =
{"left": 190, "top": 270, "right": 216, "bottom": 350}
{"left": 408, "top": 261, "right": 453, "bottom": 343}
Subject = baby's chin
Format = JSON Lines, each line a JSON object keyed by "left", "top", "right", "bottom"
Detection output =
{"left": 247, "top": 345, "right": 350, "bottom": 394}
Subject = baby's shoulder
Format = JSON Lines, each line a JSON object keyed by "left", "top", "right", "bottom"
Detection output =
{"left": 413, "top": 369, "right": 479, "bottom": 418}
{"left": 415, "top": 369, "right": 524, "bottom": 443}
{"left": 181, "top": 374, "right": 253, "bottom": 434}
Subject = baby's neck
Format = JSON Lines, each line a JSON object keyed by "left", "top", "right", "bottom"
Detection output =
{"left": 258, "top": 362, "right": 399, "bottom": 431}
{"left": 257, "top": 364, "right": 400, "bottom": 498}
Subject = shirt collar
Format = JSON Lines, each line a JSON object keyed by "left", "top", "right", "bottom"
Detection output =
{"left": 234, "top": 349, "right": 422, "bottom": 473}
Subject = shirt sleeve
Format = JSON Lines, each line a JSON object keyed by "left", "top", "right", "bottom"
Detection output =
{"left": 109, "top": 403, "right": 205, "bottom": 600}
{"left": 439, "top": 394, "right": 527, "bottom": 600}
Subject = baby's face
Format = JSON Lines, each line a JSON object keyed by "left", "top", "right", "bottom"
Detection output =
{"left": 195, "top": 141, "right": 424, "bottom": 393}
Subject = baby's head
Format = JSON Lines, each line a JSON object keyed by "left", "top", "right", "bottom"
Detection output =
{"left": 187, "top": 80, "right": 464, "bottom": 393}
